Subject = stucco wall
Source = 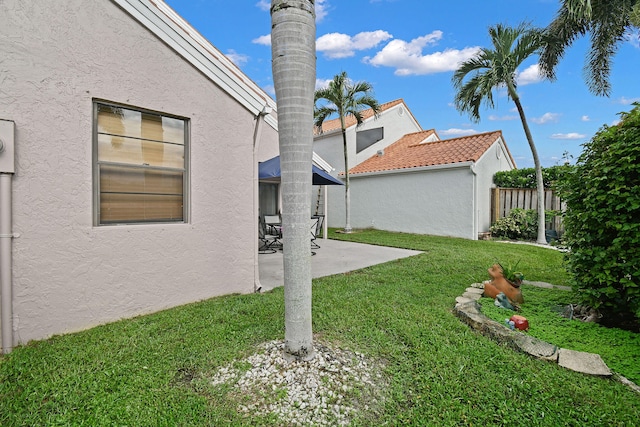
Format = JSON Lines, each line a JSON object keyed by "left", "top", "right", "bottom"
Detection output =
{"left": 474, "top": 140, "right": 516, "bottom": 233}
{"left": 257, "top": 123, "right": 280, "bottom": 162}
{"left": 328, "top": 166, "right": 477, "bottom": 239}
{"left": 0, "top": 0, "right": 266, "bottom": 343}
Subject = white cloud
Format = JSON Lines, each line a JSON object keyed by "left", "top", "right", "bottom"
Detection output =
{"left": 252, "top": 34, "right": 271, "bottom": 46}
{"left": 516, "top": 64, "right": 543, "bottom": 86}
{"left": 365, "top": 32, "right": 481, "bottom": 76}
{"left": 257, "top": 0, "right": 329, "bottom": 22}
{"left": 488, "top": 114, "right": 518, "bottom": 121}
{"left": 618, "top": 96, "right": 640, "bottom": 105}
{"left": 438, "top": 128, "right": 478, "bottom": 136}
{"left": 532, "top": 112, "right": 561, "bottom": 124}
{"left": 624, "top": 29, "right": 640, "bottom": 48}
{"left": 225, "top": 49, "right": 249, "bottom": 66}
{"left": 256, "top": 0, "right": 269, "bottom": 11}
{"left": 317, "top": 30, "right": 393, "bottom": 59}
{"left": 581, "top": 115, "right": 590, "bottom": 121}
{"left": 550, "top": 132, "right": 586, "bottom": 139}
{"left": 315, "top": 78, "right": 333, "bottom": 90}
{"left": 315, "top": 0, "right": 329, "bottom": 21}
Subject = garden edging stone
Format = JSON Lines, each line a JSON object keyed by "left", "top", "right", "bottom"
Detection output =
{"left": 454, "top": 283, "right": 612, "bottom": 376}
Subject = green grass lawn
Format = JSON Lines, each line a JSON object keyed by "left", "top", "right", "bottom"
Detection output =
{"left": 479, "top": 285, "right": 640, "bottom": 385}
{"left": 1, "top": 230, "right": 638, "bottom": 426}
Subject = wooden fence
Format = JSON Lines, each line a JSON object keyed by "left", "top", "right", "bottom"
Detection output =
{"left": 491, "top": 187, "right": 565, "bottom": 234}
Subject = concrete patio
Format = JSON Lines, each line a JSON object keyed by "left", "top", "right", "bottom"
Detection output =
{"left": 258, "top": 238, "right": 422, "bottom": 291}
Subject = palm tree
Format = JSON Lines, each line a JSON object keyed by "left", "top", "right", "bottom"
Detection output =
{"left": 314, "top": 72, "right": 381, "bottom": 233}
{"left": 540, "top": 0, "right": 639, "bottom": 96}
{"left": 452, "top": 23, "right": 548, "bottom": 245}
{"left": 271, "top": 0, "right": 316, "bottom": 361}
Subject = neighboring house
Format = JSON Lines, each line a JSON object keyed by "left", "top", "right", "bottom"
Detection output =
{"left": 339, "top": 129, "right": 516, "bottom": 239}
{"left": 0, "top": 0, "right": 279, "bottom": 351}
{"left": 313, "top": 97, "right": 516, "bottom": 239}
{"left": 312, "top": 99, "right": 423, "bottom": 233}
{"left": 313, "top": 99, "right": 422, "bottom": 175}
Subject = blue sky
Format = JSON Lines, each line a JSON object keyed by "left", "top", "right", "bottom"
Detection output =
{"left": 164, "top": 0, "right": 638, "bottom": 168}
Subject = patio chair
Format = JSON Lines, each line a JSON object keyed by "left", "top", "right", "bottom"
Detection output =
{"left": 259, "top": 215, "right": 281, "bottom": 254}
{"left": 310, "top": 215, "right": 324, "bottom": 250}
{"left": 264, "top": 214, "right": 282, "bottom": 237}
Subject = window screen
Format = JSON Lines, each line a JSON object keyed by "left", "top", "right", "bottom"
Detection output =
{"left": 356, "top": 127, "right": 384, "bottom": 153}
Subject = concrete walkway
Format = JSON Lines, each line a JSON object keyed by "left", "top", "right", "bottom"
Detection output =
{"left": 258, "top": 238, "right": 422, "bottom": 291}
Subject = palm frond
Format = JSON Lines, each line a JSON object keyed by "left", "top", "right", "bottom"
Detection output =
{"left": 451, "top": 23, "right": 542, "bottom": 122}
{"left": 540, "top": 0, "right": 637, "bottom": 95}
{"left": 314, "top": 71, "right": 380, "bottom": 130}
{"left": 313, "top": 105, "right": 337, "bottom": 131}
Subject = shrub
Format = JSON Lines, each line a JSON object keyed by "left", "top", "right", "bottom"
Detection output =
{"left": 558, "top": 103, "right": 640, "bottom": 322}
{"left": 490, "top": 208, "right": 538, "bottom": 240}
{"left": 493, "top": 165, "right": 573, "bottom": 189}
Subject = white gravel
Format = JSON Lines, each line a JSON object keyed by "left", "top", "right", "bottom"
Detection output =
{"left": 210, "top": 340, "right": 387, "bottom": 426}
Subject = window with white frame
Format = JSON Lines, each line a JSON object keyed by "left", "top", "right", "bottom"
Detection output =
{"left": 94, "top": 101, "right": 188, "bottom": 225}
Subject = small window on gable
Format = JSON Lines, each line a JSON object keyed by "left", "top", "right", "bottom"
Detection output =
{"left": 356, "top": 127, "right": 384, "bottom": 153}
{"left": 93, "top": 101, "right": 188, "bottom": 225}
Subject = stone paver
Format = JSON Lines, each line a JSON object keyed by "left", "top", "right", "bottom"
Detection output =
{"left": 511, "top": 334, "right": 558, "bottom": 362}
{"left": 455, "top": 296, "right": 474, "bottom": 305}
{"left": 558, "top": 348, "right": 612, "bottom": 376}
{"left": 462, "top": 292, "right": 482, "bottom": 301}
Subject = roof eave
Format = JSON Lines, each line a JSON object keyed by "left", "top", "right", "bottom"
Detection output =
{"left": 113, "top": 0, "right": 277, "bottom": 129}
{"left": 350, "top": 161, "right": 476, "bottom": 178}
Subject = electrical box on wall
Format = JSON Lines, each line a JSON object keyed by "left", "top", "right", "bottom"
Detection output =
{"left": 0, "top": 119, "right": 15, "bottom": 174}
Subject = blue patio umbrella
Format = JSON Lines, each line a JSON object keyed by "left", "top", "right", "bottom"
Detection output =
{"left": 258, "top": 155, "right": 344, "bottom": 185}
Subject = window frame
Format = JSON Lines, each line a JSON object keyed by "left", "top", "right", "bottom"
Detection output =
{"left": 92, "top": 100, "right": 190, "bottom": 226}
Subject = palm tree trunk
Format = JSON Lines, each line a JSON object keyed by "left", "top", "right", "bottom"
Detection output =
{"left": 509, "top": 84, "right": 547, "bottom": 244}
{"left": 271, "top": 0, "right": 316, "bottom": 360}
{"left": 340, "top": 121, "right": 352, "bottom": 233}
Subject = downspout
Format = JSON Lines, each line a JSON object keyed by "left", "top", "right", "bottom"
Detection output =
{"left": 0, "top": 119, "right": 15, "bottom": 354}
{"left": 322, "top": 185, "right": 328, "bottom": 240}
{"left": 470, "top": 162, "right": 478, "bottom": 240}
{"left": 252, "top": 105, "right": 272, "bottom": 293}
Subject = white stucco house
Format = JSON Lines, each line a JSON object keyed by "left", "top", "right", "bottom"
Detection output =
{"left": 314, "top": 98, "right": 516, "bottom": 239}
{"left": 338, "top": 129, "right": 516, "bottom": 239}
{"left": 312, "top": 99, "right": 422, "bottom": 232}
{"left": 0, "top": 0, "right": 280, "bottom": 351}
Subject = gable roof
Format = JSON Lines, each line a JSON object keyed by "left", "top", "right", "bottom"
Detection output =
{"left": 113, "top": 0, "right": 277, "bottom": 129}
{"left": 350, "top": 130, "right": 511, "bottom": 175}
{"left": 314, "top": 99, "right": 415, "bottom": 135}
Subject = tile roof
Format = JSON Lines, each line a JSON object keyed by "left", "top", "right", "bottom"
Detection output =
{"left": 349, "top": 130, "right": 506, "bottom": 175}
{"left": 313, "top": 99, "right": 406, "bottom": 135}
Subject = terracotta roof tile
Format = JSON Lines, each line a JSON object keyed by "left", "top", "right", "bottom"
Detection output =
{"left": 349, "top": 130, "right": 505, "bottom": 174}
{"left": 314, "top": 99, "right": 406, "bottom": 135}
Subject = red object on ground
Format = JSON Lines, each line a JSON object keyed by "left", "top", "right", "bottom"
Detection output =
{"left": 510, "top": 315, "right": 529, "bottom": 331}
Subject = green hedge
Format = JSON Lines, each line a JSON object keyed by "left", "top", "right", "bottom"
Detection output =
{"left": 558, "top": 103, "right": 640, "bottom": 321}
{"left": 493, "top": 165, "right": 573, "bottom": 189}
